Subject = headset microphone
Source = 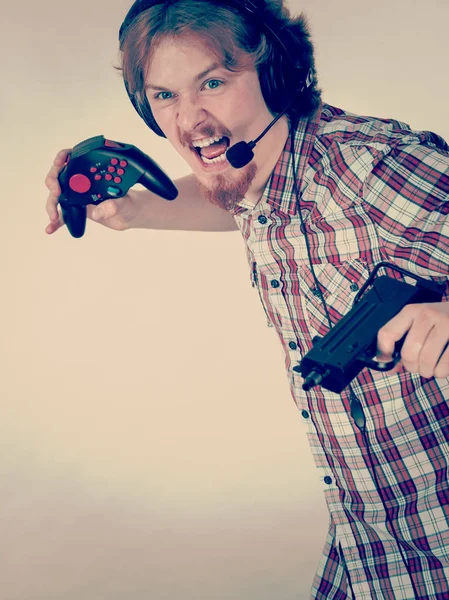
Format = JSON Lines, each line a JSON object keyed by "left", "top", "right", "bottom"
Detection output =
{"left": 225, "top": 103, "right": 291, "bottom": 168}
{"left": 226, "top": 68, "right": 314, "bottom": 169}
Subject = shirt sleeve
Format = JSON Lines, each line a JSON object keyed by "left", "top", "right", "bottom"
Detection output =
{"left": 361, "top": 132, "right": 449, "bottom": 280}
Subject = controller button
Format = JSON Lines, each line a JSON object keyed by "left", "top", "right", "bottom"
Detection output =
{"left": 105, "top": 174, "right": 113, "bottom": 181}
{"left": 104, "top": 139, "right": 122, "bottom": 148}
{"left": 107, "top": 185, "right": 122, "bottom": 196}
{"left": 94, "top": 174, "right": 102, "bottom": 180}
{"left": 114, "top": 176, "right": 122, "bottom": 184}
{"left": 108, "top": 166, "right": 116, "bottom": 173}
{"left": 111, "top": 158, "right": 119, "bottom": 165}
{"left": 97, "top": 194, "right": 102, "bottom": 199}
{"left": 119, "top": 160, "right": 128, "bottom": 167}
{"left": 69, "top": 173, "right": 91, "bottom": 193}
{"left": 117, "top": 168, "right": 125, "bottom": 175}
{"left": 90, "top": 167, "right": 98, "bottom": 173}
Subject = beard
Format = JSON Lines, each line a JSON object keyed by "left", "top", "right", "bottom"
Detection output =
{"left": 195, "top": 162, "right": 257, "bottom": 211}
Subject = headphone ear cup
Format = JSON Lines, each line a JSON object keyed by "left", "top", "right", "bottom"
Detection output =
{"left": 258, "top": 43, "right": 290, "bottom": 114}
{"left": 135, "top": 95, "right": 167, "bottom": 138}
{"left": 124, "top": 79, "right": 166, "bottom": 138}
{"left": 258, "top": 38, "right": 309, "bottom": 116}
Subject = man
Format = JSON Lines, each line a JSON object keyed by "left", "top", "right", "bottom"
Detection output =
{"left": 44, "top": 0, "right": 449, "bottom": 597}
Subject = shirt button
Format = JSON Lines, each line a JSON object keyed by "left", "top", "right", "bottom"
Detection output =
{"left": 258, "top": 215, "right": 267, "bottom": 224}
{"left": 324, "top": 476, "right": 332, "bottom": 485}
{"left": 312, "top": 287, "right": 322, "bottom": 298}
{"left": 289, "top": 341, "right": 297, "bottom": 350}
{"left": 301, "top": 410, "right": 309, "bottom": 419}
{"left": 271, "top": 280, "right": 280, "bottom": 288}
{"left": 350, "top": 282, "right": 359, "bottom": 292}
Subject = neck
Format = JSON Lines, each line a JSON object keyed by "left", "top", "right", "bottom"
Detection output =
{"left": 244, "top": 114, "right": 290, "bottom": 205}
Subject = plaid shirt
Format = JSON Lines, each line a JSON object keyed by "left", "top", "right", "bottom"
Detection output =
{"left": 231, "top": 103, "right": 449, "bottom": 599}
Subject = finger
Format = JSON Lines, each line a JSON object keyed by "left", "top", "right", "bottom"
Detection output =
{"left": 400, "top": 306, "right": 443, "bottom": 374}
{"left": 435, "top": 343, "right": 449, "bottom": 379}
{"left": 45, "top": 215, "right": 64, "bottom": 235}
{"left": 44, "top": 148, "right": 71, "bottom": 190}
{"left": 45, "top": 189, "right": 62, "bottom": 222}
{"left": 416, "top": 319, "right": 449, "bottom": 378}
{"left": 377, "top": 304, "right": 418, "bottom": 357}
{"left": 45, "top": 149, "right": 72, "bottom": 221}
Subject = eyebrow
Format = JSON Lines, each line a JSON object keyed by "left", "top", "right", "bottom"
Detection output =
{"left": 145, "top": 62, "right": 222, "bottom": 91}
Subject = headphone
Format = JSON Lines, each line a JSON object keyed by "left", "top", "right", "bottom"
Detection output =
{"left": 118, "top": 0, "right": 315, "bottom": 137}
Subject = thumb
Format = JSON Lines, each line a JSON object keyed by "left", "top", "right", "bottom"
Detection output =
{"left": 90, "top": 199, "right": 118, "bottom": 221}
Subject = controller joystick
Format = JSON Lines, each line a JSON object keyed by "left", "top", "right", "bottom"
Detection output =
{"left": 58, "top": 135, "right": 178, "bottom": 238}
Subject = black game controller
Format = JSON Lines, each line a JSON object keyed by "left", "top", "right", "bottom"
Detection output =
{"left": 58, "top": 135, "right": 178, "bottom": 237}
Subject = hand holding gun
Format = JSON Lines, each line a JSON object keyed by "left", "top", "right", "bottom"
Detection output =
{"left": 294, "top": 263, "right": 446, "bottom": 393}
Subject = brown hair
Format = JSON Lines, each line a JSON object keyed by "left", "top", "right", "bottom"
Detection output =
{"left": 115, "top": 0, "right": 321, "bottom": 126}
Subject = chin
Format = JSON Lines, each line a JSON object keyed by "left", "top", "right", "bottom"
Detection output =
{"left": 195, "top": 162, "right": 257, "bottom": 211}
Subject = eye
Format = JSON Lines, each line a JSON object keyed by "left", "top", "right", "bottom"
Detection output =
{"left": 204, "top": 79, "right": 223, "bottom": 90}
{"left": 154, "top": 91, "right": 174, "bottom": 100}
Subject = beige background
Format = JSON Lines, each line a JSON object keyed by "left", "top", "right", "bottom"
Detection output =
{"left": 2, "top": 1, "right": 448, "bottom": 598}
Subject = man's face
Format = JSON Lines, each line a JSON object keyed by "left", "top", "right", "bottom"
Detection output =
{"left": 145, "top": 35, "right": 275, "bottom": 210}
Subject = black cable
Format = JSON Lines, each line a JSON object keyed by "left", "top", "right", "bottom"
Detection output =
{"left": 289, "top": 129, "right": 422, "bottom": 596}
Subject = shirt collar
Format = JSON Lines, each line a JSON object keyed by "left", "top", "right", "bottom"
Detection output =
{"left": 265, "top": 102, "right": 322, "bottom": 215}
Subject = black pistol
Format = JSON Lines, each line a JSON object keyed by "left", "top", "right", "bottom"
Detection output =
{"left": 295, "top": 264, "right": 446, "bottom": 394}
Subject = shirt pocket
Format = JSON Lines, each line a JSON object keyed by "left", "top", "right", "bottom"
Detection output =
{"left": 296, "top": 257, "right": 371, "bottom": 338}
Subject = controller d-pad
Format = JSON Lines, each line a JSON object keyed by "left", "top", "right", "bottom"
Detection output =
{"left": 69, "top": 173, "right": 91, "bottom": 193}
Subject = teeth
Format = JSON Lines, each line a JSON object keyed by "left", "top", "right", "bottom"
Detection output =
{"left": 192, "top": 135, "right": 224, "bottom": 148}
{"left": 201, "top": 153, "right": 228, "bottom": 165}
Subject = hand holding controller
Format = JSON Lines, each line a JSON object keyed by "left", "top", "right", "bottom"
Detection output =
{"left": 57, "top": 135, "right": 178, "bottom": 238}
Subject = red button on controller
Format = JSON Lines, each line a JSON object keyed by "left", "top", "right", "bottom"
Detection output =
{"left": 69, "top": 173, "right": 91, "bottom": 193}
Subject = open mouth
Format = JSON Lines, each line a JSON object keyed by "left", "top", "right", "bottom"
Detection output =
{"left": 191, "top": 135, "right": 230, "bottom": 165}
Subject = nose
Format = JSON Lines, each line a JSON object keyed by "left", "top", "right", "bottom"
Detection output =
{"left": 176, "top": 93, "right": 208, "bottom": 134}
